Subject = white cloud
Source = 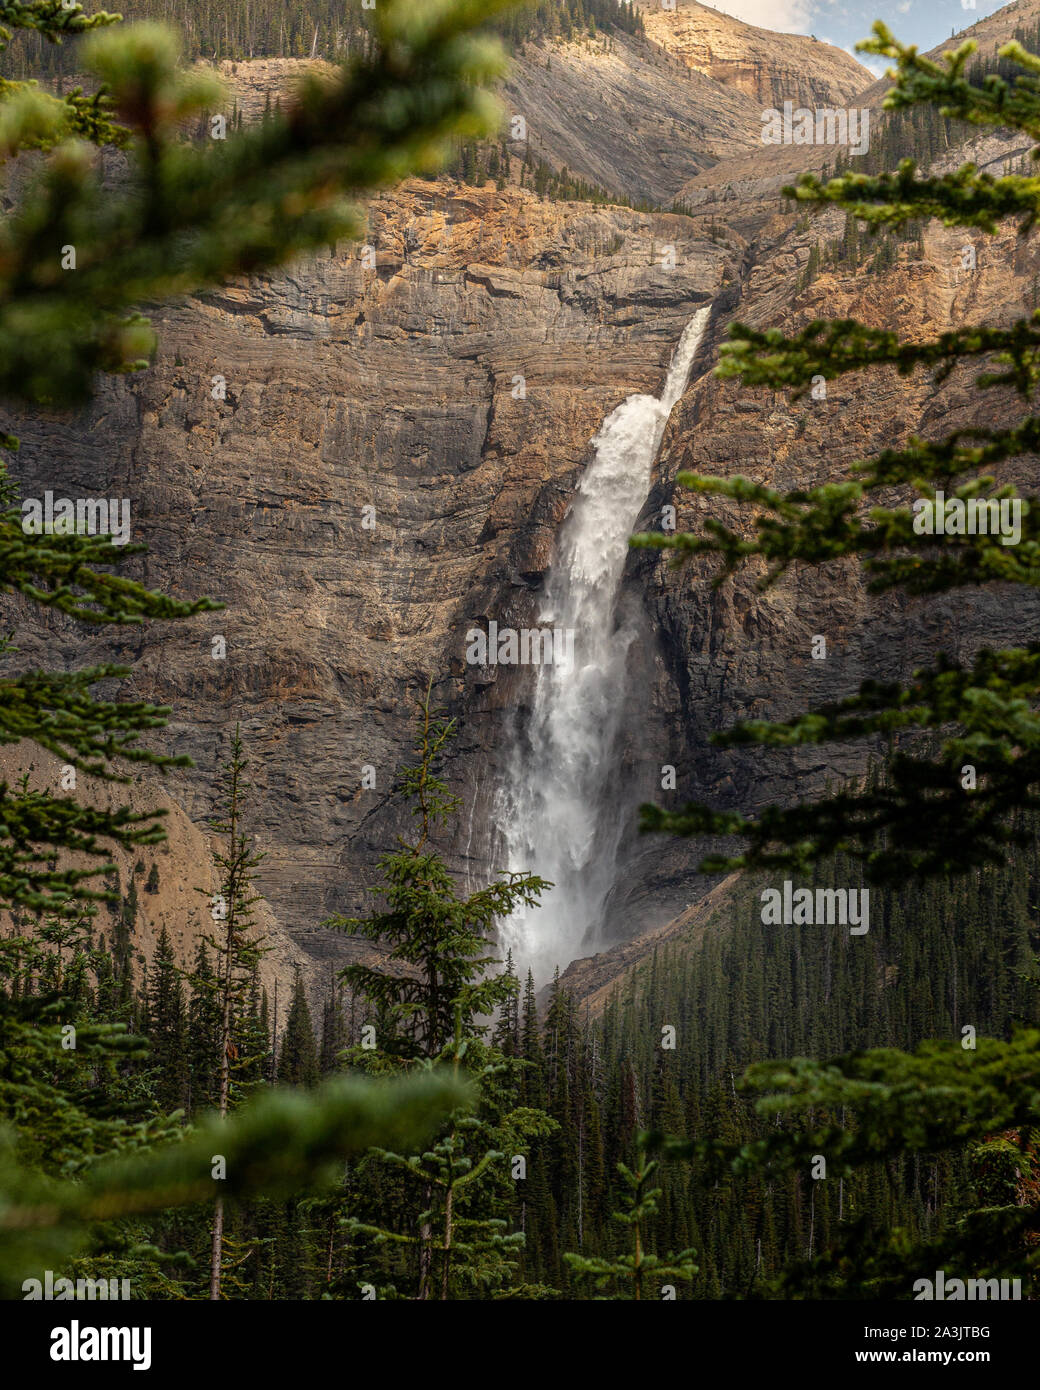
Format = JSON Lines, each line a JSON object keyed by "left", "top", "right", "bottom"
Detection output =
{"left": 812, "top": 36, "right": 880, "bottom": 74}
{"left": 699, "top": 0, "right": 815, "bottom": 34}
{"left": 847, "top": 48, "right": 889, "bottom": 78}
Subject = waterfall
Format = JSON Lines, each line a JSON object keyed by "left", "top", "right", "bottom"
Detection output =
{"left": 496, "top": 303, "right": 712, "bottom": 984}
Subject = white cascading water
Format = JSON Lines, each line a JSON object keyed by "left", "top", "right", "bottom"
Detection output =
{"left": 496, "top": 304, "right": 712, "bottom": 984}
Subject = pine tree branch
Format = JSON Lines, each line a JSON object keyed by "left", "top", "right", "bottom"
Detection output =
{"left": 0, "top": 0, "right": 521, "bottom": 405}
{"left": 714, "top": 317, "right": 1040, "bottom": 398}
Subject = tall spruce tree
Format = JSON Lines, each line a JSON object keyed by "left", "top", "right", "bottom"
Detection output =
{"left": 145, "top": 925, "right": 188, "bottom": 1115}
{"left": 327, "top": 682, "right": 549, "bottom": 1060}
{"left": 190, "top": 726, "right": 268, "bottom": 1299}
{"left": 277, "top": 968, "right": 320, "bottom": 1089}
{"left": 325, "top": 684, "right": 556, "bottom": 1298}
{"left": 564, "top": 1142, "right": 698, "bottom": 1300}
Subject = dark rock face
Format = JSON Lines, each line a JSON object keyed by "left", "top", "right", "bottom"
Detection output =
{"left": 613, "top": 205, "right": 1040, "bottom": 939}
{"left": 4, "top": 180, "right": 729, "bottom": 977}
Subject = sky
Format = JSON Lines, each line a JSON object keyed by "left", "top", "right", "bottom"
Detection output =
{"left": 703, "top": 0, "right": 1012, "bottom": 77}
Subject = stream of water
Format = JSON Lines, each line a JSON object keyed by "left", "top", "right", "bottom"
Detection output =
{"left": 496, "top": 303, "right": 712, "bottom": 983}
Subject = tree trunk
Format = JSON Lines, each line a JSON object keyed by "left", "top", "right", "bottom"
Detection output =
{"left": 440, "top": 1186, "right": 454, "bottom": 1301}
{"left": 209, "top": 1196, "right": 224, "bottom": 1300}
{"left": 209, "top": 878, "right": 235, "bottom": 1300}
{"left": 417, "top": 1183, "right": 434, "bottom": 1300}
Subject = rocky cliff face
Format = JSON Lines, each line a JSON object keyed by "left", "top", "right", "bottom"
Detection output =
{"left": 674, "top": 0, "right": 1040, "bottom": 219}
{"left": 642, "top": 0, "right": 871, "bottom": 111}
{"left": 615, "top": 207, "right": 1040, "bottom": 933}
{"left": 503, "top": 29, "right": 763, "bottom": 204}
{"left": 0, "top": 745, "right": 300, "bottom": 1004}
{"left": 3, "top": 171, "right": 730, "bottom": 982}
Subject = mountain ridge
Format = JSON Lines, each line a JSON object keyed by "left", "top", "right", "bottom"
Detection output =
{"left": 641, "top": 0, "right": 871, "bottom": 109}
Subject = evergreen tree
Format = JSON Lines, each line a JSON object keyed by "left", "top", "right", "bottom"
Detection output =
{"left": 327, "top": 682, "right": 549, "bottom": 1060}
{"left": 564, "top": 1142, "right": 698, "bottom": 1300}
{"left": 146, "top": 925, "right": 188, "bottom": 1114}
{"left": 186, "top": 941, "right": 221, "bottom": 1115}
{"left": 319, "top": 969, "right": 348, "bottom": 1076}
{"left": 278, "top": 969, "right": 320, "bottom": 1089}
{"left": 326, "top": 684, "right": 556, "bottom": 1299}
{"left": 492, "top": 948, "right": 520, "bottom": 1057}
{"left": 191, "top": 725, "right": 268, "bottom": 1298}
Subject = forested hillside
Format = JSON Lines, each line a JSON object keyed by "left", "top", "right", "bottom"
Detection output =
{"left": 0, "top": 0, "right": 642, "bottom": 73}
{"left": 9, "top": 794, "right": 1038, "bottom": 1297}
{"left": 576, "top": 844, "right": 1040, "bottom": 1295}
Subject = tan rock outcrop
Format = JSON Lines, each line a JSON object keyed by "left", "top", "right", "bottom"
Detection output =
{"left": 0, "top": 744, "right": 300, "bottom": 1009}
{"left": 642, "top": 0, "right": 871, "bottom": 110}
